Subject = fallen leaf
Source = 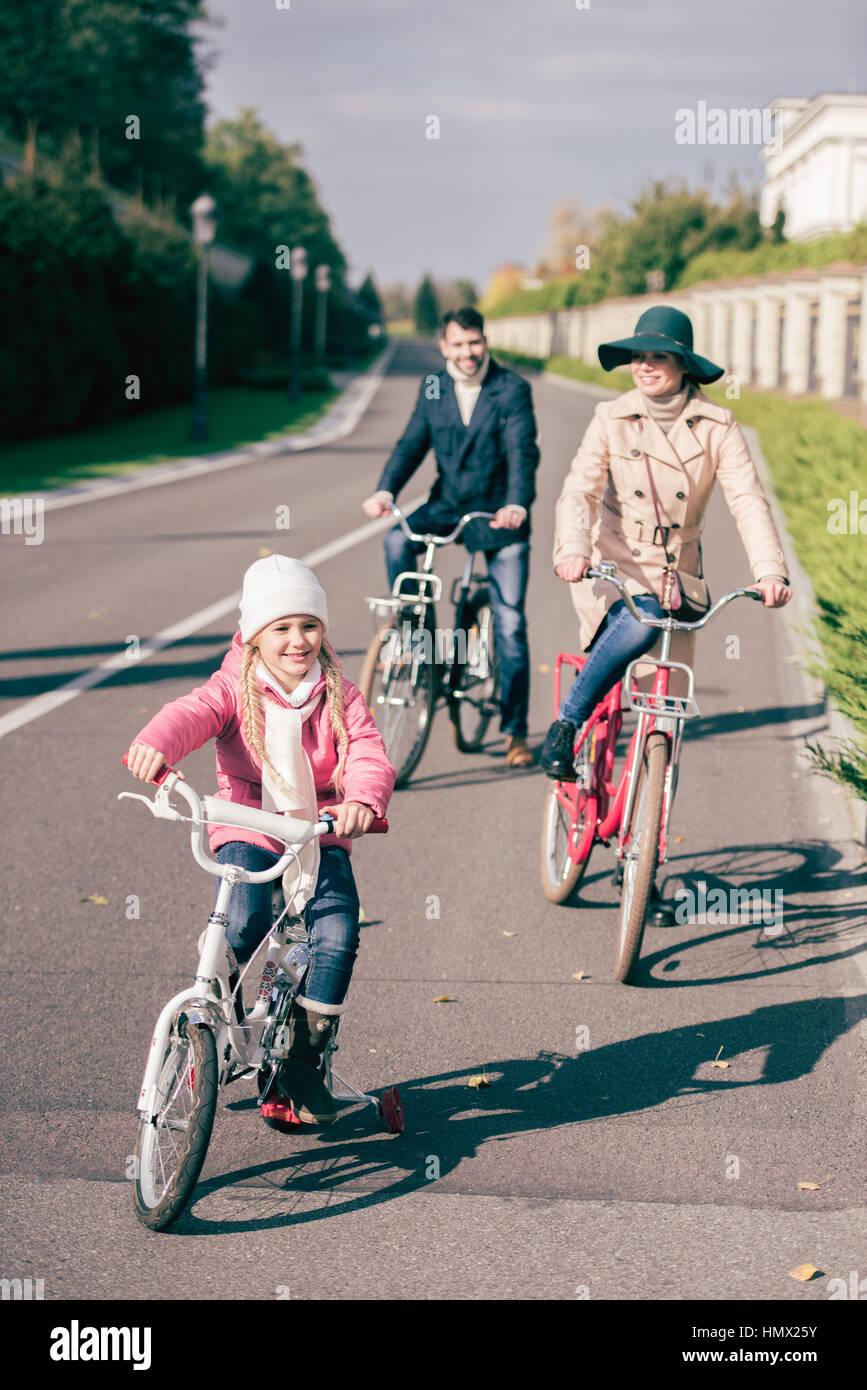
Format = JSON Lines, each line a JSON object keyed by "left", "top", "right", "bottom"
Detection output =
{"left": 358, "top": 907, "right": 368, "bottom": 923}
{"left": 81, "top": 894, "right": 108, "bottom": 905}
{"left": 258, "top": 547, "right": 272, "bottom": 558}
{"left": 467, "top": 1073, "right": 491, "bottom": 1089}
{"left": 672, "top": 835, "right": 685, "bottom": 842}
{"left": 433, "top": 995, "right": 455, "bottom": 1004}
{"left": 538, "top": 663, "right": 551, "bottom": 674}
{"left": 502, "top": 930, "right": 517, "bottom": 937}
{"left": 711, "top": 1045, "right": 729, "bottom": 1069}
{"left": 797, "top": 1175, "right": 830, "bottom": 1191}
{"left": 87, "top": 610, "right": 100, "bottom": 620}
{"left": 571, "top": 971, "right": 588, "bottom": 981}
{"left": 789, "top": 1263, "right": 822, "bottom": 1282}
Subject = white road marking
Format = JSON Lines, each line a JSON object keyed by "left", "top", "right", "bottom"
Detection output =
{"left": 0, "top": 497, "right": 426, "bottom": 740}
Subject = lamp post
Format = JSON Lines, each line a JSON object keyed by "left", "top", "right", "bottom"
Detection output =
{"left": 314, "top": 264, "right": 331, "bottom": 366}
{"left": 190, "top": 193, "right": 217, "bottom": 443}
{"left": 288, "top": 245, "right": 308, "bottom": 401}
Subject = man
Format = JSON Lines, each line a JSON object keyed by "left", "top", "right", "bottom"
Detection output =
{"left": 362, "top": 306, "right": 539, "bottom": 767}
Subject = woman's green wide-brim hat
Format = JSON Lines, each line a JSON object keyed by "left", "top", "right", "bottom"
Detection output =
{"left": 597, "top": 305, "right": 725, "bottom": 384}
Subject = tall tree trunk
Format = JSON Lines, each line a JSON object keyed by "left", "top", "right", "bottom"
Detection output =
{"left": 23, "top": 118, "right": 37, "bottom": 171}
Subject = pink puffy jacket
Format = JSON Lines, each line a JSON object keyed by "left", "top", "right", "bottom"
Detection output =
{"left": 131, "top": 632, "right": 396, "bottom": 857}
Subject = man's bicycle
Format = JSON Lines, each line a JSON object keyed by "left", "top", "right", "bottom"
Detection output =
{"left": 359, "top": 503, "right": 500, "bottom": 785}
{"left": 118, "top": 764, "right": 402, "bottom": 1232}
{"left": 540, "top": 562, "right": 764, "bottom": 983}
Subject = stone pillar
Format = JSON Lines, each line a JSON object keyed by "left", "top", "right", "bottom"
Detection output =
{"left": 783, "top": 271, "right": 821, "bottom": 395}
{"left": 730, "top": 283, "right": 758, "bottom": 387}
{"left": 817, "top": 267, "right": 862, "bottom": 399}
{"left": 755, "top": 277, "right": 788, "bottom": 389}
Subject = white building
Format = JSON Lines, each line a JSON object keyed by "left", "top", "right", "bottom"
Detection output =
{"left": 761, "top": 93, "right": 867, "bottom": 241}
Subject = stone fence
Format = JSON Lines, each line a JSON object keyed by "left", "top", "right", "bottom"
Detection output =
{"left": 485, "top": 262, "right": 867, "bottom": 403}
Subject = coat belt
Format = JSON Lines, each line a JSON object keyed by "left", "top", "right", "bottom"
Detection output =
{"left": 600, "top": 503, "right": 703, "bottom": 545}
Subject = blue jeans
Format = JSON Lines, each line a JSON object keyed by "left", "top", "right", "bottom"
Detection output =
{"left": 216, "top": 842, "right": 360, "bottom": 1010}
{"left": 384, "top": 524, "right": 530, "bottom": 737}
{"left": 558, "top": 595, "right": 664, "bottom": 727}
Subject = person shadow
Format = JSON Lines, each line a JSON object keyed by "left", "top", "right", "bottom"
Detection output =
{"left": 179, "top": 992, "right": 865, "bottom": 1234}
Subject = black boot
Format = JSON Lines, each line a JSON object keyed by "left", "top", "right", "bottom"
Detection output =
{"left": 275, "top": 1001, "right": 339, "bottom": 1124}
{"left": 540, "top": 719, "right": 578, "bottom": 780}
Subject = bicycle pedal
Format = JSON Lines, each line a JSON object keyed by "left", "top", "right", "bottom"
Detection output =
{"left": 261, "top": 1098, "right": 302, "bottom": 1125}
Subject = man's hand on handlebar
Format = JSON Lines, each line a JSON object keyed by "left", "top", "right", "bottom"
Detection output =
{"left": 755, "top": 578, "right": 792, "bottom": 609}
{"left": 362, "top": 491, "right": 394, "bottom": 519}
{"left": 555, "top": 555, "right": 592, "bottom": 583}
{"left": 125, "top": 743, "right": 184, "bottom": 783}
{"left": 321, "top": 801, "right": 375, "bottom": 838}
{"left": 489, "top": 505, "right": 526, "bottom": 530}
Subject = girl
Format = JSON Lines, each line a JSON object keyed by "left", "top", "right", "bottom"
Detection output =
{"left": 125, "top": 555, "right": 396, "bottom": 1125}
{"left": 542, "top": 305, "right": 792, "bottom": 923}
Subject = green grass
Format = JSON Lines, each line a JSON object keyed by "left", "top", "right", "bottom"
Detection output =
{"left": 500, "top": 345, "right": 867, "bottom": 797}
{"left": 0, "top": 385, "right": 337, "bottom": 495}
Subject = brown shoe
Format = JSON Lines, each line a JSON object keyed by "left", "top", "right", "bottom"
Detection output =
{"left": 505, "top": 735, "right": 533, "bottom": 768}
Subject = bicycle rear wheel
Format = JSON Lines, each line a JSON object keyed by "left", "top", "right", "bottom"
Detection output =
{"left": 132, "top": 1018, "right": 218, "bottom": 1230}
{"left": 359, "top": 620, "right": 436, "bottom": 786}
{"left": 448, "top": 591, "right": 499, "bottom": 753}
{"left": 540, "top": 781, "right": 597, "bottom": 902}
{"left": 614, "top": 730, "right": 668, "bottom": 983}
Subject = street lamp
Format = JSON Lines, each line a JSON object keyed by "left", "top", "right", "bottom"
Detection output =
{"left": 190, "top": 193, "right": 218, "bottom": 443}
{"left": 288, "top": 245, "right": 308, "bottom": 401}
{"left": 314, "top": 264, "right": 331, "bottom": 366}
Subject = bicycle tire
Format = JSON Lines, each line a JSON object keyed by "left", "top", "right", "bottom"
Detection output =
{"left": 132, "top": 1019, "right": 218, "bottom": 1231}
{"left": 359, "top": 619, "right": 436, "bottom": 786}
{"left": 539, "top": 782, "right": 597, "bottom": 903}
{"left": 447, "top": 590, "right": 498, "bottom": 753}
{"left": 613, "top": 730, "right": 668, "bottom": 984}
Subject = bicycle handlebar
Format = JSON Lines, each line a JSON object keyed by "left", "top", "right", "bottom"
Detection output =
{"left": 387, "top": 501, "right": 497, "bottom": 546}
{"left": 585, "top": 564, "right": 763, "bottom": 632}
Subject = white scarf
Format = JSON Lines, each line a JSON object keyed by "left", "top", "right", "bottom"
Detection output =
{"left": 256, "top": 659, "right": 324, "bottom": 914}
{"left": 446, "top": 352, "right": 491, "bottom": 424}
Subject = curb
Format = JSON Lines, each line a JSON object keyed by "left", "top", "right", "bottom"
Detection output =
{"left": 541, "top": 365, "right": 866, "bottom": 850}
{"left": 34, "top": 343, "right": 397, "bottom": 513}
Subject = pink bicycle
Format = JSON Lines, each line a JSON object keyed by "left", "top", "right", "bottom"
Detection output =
{"left": 540, "top": 562, "right": 763, "bottom": 983}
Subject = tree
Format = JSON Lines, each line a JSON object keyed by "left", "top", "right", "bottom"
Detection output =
{"left": 380, "top": 281, "right": 411, "bottom": 320}
{"left": 538, "top": 197, "right": 604, "bottom": 278}
{"left": 357, "top": 272, "right": 383, "bottom": 323}
{"left": 414, "top": 274, "right": 440, "bottom": 333}
{"left": 479, "top": 262, "right": 525, "bottom": 311}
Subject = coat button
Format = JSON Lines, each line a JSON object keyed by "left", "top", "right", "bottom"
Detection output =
{"left": 630, "top": 448, "right": 641, "bottom": 457}
{"left": 631, "top": 548, "right": 640, "bottom": 557}
{"left": 686, "top": 419, "right": 695, "bottom": 428}
{"left": 634, "top": 489, "right": 644, "bottom": 498}
{"left": 671, "top": 523, "right": 680, "bottom": 529}
{"left": 676, "top": 490, "right": 685, "bottom": 499}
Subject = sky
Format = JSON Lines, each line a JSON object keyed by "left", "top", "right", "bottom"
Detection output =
{"left": 198, "top": 0, "right": 866, "bottom": 293}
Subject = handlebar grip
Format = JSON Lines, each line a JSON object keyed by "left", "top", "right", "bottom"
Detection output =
{"left": 319, "top": 813, "right": 389, "bottom": 834}
{"left": 122, "top": 751, "right": 176, "bottom": 786}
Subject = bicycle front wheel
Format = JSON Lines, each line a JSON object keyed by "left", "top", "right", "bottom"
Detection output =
{"left": 132, "top": 1019, "right": 218, "bottom": 1231}
{"left": 540, "top": 781, "right": 597, "bottom": 903}
{"left": 448, "top": 591, "right": 499, "bottom": 753}
{"left": 359, "top": 620, "right": 436, "bottom": 786}
{"left": 614, "top": 729, "right": 668, "bottom": 984}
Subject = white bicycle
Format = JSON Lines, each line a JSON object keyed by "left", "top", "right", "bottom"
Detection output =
{"left": 119, "top": 762, "right": 402, "bottom": 1232}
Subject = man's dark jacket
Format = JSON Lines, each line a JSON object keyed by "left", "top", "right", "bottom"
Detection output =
{"left": 376, "top": 357, "right": 540, "bottom": 553}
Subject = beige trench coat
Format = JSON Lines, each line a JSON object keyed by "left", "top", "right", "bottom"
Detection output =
{"left": 553, "top": 386, "right": 789, "bottom": 689}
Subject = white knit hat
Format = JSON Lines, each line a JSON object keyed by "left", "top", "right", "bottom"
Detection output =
{"left": 239, "top": 556, "right": 328, "bottom": 642}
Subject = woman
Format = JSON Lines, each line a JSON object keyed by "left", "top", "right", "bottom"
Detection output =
{"left": 541, "top": 305, "right": 792, "bottom": 922}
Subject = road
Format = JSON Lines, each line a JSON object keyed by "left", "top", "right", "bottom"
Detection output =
{"left": 1, "top": 338, "right": 865, "bottom": 1303}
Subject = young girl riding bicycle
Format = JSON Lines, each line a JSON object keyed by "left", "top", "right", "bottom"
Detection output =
{"left": 125, "top": 555, "right": 396, "bottom": 1126}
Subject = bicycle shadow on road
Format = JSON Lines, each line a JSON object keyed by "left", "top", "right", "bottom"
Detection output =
{"left": 176, "top": 992, "right": 866, "bottom": 1235}
{"left": 566, "top": 839, "right": 867, "bottom": 988}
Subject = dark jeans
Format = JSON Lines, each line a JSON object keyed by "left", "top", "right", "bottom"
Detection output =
{"left": 216, "top": 842, "right": 360, "bottom": 1009}
{"left": 384, "top": 524, "right": 530, "bottom": 737}
{"left": 558, "top": 594, "right": 664, "bottom": 727}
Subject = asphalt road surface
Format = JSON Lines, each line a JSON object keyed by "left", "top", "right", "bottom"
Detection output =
{"left": 1, "top": 339, "right": 865, "bottom": 1303}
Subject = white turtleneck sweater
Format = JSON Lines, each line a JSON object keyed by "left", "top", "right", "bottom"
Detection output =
{"left": 446, "top": 351, "right": 491, "bottom": 424}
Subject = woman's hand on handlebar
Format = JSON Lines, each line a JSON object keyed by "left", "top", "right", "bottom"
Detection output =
{"left": 755, "top": 578, "right": 792, "bottom": 609}
{"left": 489, "top": 505, "right": 525, "bottom": 530}
{"left": 362, "top": 491, "right": 394, "bottom": 519}
{"left": 125, "top": 743, "right": 184, "bottom": 783}
{"left": 321, "top": 801, "right": 375, "bottom": 838}
{"left": 555, "top": 555, "right": 592, "bottom": 583}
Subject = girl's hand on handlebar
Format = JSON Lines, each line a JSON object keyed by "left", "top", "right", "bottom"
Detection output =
{"left": 756, "top": 578, "right": 792, "bottom": 609}
{"left": 125, "top": 743, "right": 184, "bottom": 783}
{"left": 362, "top": 492, "right": 394, "bottom": 518}
{"left": 555, "top": 555, "right": 592, "bottom": 583}
{"left": 321, "top": 801, "right": 375, "bottom": 838}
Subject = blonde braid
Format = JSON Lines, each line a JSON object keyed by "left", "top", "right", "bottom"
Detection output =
{"left": 319, "top": 639, "right": 349, "bottom": 795}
